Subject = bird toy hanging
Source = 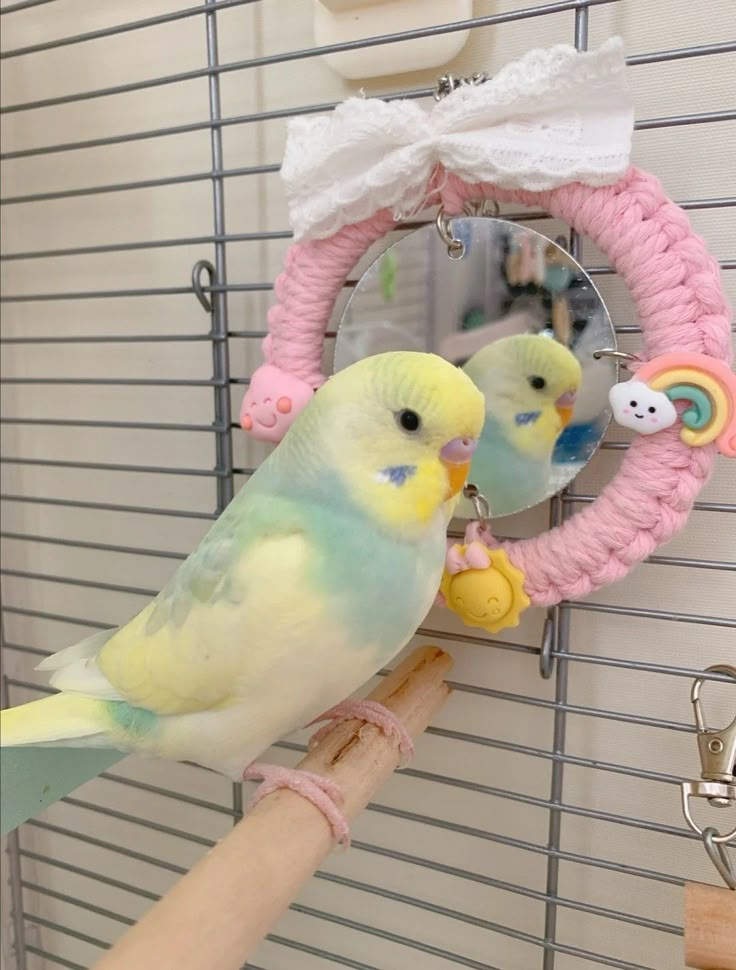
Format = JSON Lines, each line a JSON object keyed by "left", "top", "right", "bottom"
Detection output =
{"left": 239, "top": 36, "right": 734, "bottom": 618}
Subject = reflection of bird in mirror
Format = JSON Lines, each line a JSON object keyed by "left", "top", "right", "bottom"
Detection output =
{"left": 439, "top": 309, "right": 541, "bottom": 366}
{"left": 460, "top": 334, "right": 583, "bottom": 516}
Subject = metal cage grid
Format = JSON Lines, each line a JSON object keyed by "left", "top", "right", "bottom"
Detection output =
{"left": 1, "top": 2, "right": 734, "bottom": 969}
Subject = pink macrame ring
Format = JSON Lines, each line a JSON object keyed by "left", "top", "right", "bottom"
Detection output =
{"left": 240, "top": 166, "right": 732, "bottom": 606}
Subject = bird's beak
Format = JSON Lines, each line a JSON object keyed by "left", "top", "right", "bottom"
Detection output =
{"left": 555, "top": 390, "right": 577, "bottom": 428}
{"left": 440, "top": 437, "right": 477, "bottom": 499}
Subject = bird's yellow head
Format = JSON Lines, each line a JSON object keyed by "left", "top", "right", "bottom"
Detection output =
{"left": 300, "top": 352, "right": 485, "bottom": 534}
{"left": 463, "top": 334, "right": 582, "bottom": 459}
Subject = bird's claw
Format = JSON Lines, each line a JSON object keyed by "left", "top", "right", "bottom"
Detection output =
{"left": 242, "top": 762, "right": 350, "bottom": 846}
{"left": 307, "top": 699, "right": 414, "bottom": 767}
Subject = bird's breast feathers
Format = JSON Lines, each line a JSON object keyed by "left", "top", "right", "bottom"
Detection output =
{"left": 96, "top": 511, "right": 443, "bottom": 723}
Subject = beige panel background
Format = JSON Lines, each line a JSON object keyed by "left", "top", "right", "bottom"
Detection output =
{"left": 1, "top": 2, "right": 735, "bottom": 969}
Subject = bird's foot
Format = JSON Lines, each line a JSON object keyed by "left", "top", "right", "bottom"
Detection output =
{"left": 242, "top": 762, "right": 350, "bottom": 846}
{"left": 307, "top": 699, "right": 414, "bottom": 766}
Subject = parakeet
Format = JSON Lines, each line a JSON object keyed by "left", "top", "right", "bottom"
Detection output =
{"left": 1, "top": 351, "right": 483, "bottom": 834}
{"left": 459, "top": 334, "right": 582, "bottom": 516}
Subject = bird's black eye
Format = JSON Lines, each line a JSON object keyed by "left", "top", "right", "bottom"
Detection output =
{"left": 630, "top": 400, "right": 638, "bottom": 408}
{"left": 529, "top": 376, "right": 546, "bottom": 390}
{"left": 396, "top": 409, "right": 421, "bottom": 433}
{"left": 648, "top": 406, "right": 656, "bottom": 413}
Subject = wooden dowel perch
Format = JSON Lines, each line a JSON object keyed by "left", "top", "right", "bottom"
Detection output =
{"left": 685, "top": 881, "right": 736, "bottom": 969}
{"left": 95, "top": 645, "right": 453, "bottom": 970}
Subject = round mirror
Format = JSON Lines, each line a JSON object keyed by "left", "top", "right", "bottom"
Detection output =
{"left": 334, "top": 217, "right": 618, "bottom": 518}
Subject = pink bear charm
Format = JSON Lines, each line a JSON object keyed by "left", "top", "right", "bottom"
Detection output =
{"left": 239, "top": 364, "right": 315, "bottom": 443}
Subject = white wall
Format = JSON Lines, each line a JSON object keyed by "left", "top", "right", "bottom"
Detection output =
{"left": 1, "top": 2, "right": 735, "bottom": 969}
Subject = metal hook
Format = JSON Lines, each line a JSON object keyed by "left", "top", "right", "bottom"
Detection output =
{"left": 434, "top": 72, "right": 489, "bottom": 102}
{"left": 592, "top": 349, "right": 638, "bottom": 368}
{"left": 436, "top": 209, "right": 465, "bottom": 260}
{"left": 703, "top": 827, "right": 736, "bottom": 890}
{"left": 191, "top": 259, "right": 215, "bottom": 314}
{"left": 462, "top": 483, "right": 490, "bottom": 532}
{"left": 538, "top": 610, "right": 555, "bottom": 679}
{"left": 436, "top": 201, "right": 502, "bottom": 259}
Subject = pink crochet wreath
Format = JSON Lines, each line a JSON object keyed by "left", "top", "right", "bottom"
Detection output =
{"left": 240, "top": 166, "right": 732, "bottom": 607}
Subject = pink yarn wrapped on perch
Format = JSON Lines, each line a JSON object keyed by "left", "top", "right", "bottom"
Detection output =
{"left": 239, "top": 165, "right": 732, "bottom": 607}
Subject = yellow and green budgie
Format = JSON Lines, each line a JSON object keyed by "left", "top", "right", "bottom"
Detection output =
{"left": 1, "top": 351, "right": 484, "bottom": 839}
{"left": 459, "top": 334, "right": 582, "bottom": 516}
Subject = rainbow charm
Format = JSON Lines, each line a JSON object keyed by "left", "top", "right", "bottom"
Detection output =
{"left": 609, "top": 352, "right": 736, "bottom": 457}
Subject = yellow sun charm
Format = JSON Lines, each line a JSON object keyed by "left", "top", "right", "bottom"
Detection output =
{"left": 440, "top": 545, "right": 530, "bottom": 634}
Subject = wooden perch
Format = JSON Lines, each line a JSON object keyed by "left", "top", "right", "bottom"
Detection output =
{"left": 95, "top": 645, "right": 453, "bottom": 970}
{"left": 685, "top": 881, "right": 736, "bottom": 969}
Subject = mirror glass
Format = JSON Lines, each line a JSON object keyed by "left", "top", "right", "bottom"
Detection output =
{"left": 333, "top": 217, "right": 618, "bottom": 519}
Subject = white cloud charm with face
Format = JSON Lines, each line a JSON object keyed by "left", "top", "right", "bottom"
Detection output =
{"left": 609, "top": 379, "right": 678, "bottom": 435}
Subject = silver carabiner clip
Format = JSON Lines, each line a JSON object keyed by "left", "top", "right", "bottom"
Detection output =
{"left": 692, "top": 665, "right": 736, "bottom": 786}
{"left": 680, "top": 665, "right": 736, "bottom": 850}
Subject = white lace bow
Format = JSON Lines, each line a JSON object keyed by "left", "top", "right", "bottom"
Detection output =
{"left": 282, "top": 38, "right": 633, "bottom": 241}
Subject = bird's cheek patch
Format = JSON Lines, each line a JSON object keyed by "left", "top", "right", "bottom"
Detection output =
{"left": 514, "top": 410, "right": 542, "bottom": 427}
{"left": 377, "top": 464, "right": 417, "bottom": 487}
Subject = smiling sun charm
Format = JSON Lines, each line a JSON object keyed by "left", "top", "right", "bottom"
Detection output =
{"left": 440, "top": 544, "right": 530, "bottom": 634}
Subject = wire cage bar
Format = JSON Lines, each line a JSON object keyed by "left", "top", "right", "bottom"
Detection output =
{"left": 1, "top": 2, "right": 734, "bottom": 970}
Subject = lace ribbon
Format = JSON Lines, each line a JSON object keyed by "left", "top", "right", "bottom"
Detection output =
{"left": 282, "top": 38, "right": 634, "bottom": 241}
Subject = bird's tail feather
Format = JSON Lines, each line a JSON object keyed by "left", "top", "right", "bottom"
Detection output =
{"left": 0, "top": 693, "right": 108, "bottom": 747}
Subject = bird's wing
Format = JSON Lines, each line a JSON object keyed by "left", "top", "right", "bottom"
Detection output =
{"left": 36, "top": 627, "right": 120, "bottom": 672}
{"left": 48, "top": 494, "right": 318, "bottom": 717}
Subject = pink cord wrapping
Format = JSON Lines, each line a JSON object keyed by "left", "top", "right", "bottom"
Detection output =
{"left": 265, "top": 209, "right": 398, "bottom": 386}
{"left": 260, "top": 166, "right": 732, "bottom": 606}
